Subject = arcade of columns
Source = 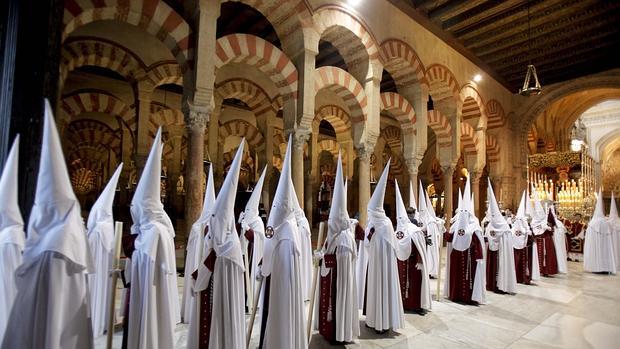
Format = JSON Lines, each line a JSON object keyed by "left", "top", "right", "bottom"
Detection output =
{"left": 58, "top": 0, "right": 528, "bottom": 237}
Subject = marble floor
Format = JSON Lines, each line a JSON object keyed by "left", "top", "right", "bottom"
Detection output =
{"left": 95, "top": 257, "right": 620, "bottom": 349}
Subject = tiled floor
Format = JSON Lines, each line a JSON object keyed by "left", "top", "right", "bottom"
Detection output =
{"left": 96, "top": 256, "right": 620, "bottom": 348}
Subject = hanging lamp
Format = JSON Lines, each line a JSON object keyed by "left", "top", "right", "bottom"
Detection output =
{"left": 519, "top": 0, "right": 542, "bottom": 96}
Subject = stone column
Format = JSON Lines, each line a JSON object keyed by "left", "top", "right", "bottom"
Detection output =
{"left": 442, "top": 165, "right": 455, "bottom": 226}
{"left": 405, "top": 156, "right": 421, "bottom": 205}
{"left": 135, "top": 82, "right": 154, "bottom": 170}
{"left": 471, "top": 170, "right": 483, "bottom": 217}
{"left": 356, "top": 144, "right": 373, "bottom": 226}
{"left": 207, "top": 100, "right": 221, "bottom": 174}
{"left": 184, "top": 104, "right": 209, "bottom": 230}
{"left": 292, "top": 131, "right": 309, "bottom": 207}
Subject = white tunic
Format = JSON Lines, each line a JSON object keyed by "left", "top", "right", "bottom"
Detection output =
{"left": 395, "top": 224, "right": 432, "bottom": 310}
{"left": 584, "top": 219, "right": 617, "bottom": 274}
{"left": 485, "top": 229, "right": 517, "bottom": 294}
{"left": 87, "top": 221, "right": 114, "bottom": 337}
{"left": 425, "top": 219, "right": 444, "bottom": 277}
{"left": 127, "top": 220, "right": 180, "bottom": 349}
{"left": 1, "top": 252, "right": 93, "bottom": 349}
{"left": 358, "top": 214, "right": 404, "bottom": 331}
{"left": 552, "top": 222, "right": 569, "bottom": 274}
{"left": 0, "top": 226, "right": 23, "bottom": 343}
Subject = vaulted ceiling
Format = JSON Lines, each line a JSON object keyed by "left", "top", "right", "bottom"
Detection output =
{"left": 392, "top": 0, "right": 620, "bottom": 92}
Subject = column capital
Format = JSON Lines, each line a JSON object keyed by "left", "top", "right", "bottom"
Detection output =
{"left": 441, "top": 165, "right": 456, "bottom": 177}
{"left": 470, "top": 170, "right": 484, "bottom": 183}
{"left": 404, "top": 155, "right": 423, "bottom": 175}
{"left": 292, "top": 130, "right": 310, "bottom": 151}
{"left": 184, "top": 101, "right": 210, "bottom": 129}
{"left": 355, "top": 143, "right": 374, "bottom": 162}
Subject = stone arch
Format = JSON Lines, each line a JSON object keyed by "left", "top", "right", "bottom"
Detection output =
{"left": 379, "top": 38, "right": 427, "bottom": 88}
{"left": 144, "top": 61, "right": 183, "bottom": 88}
{"left": 62, "top": 0, "right": 192, "bottom": 70}
{"left": 459, "top": 84, "right": 487, "bottom": 129}
{"left": 427, "top": 110, "right": 452, "bottom": 147}
{"left": 216, "top": 78, "right": 282, "bottom": 118}
{"left": 486, "top": 134, "right": 500, "bottom": 163}
{"left": 313, "top": 6, "right": 381, "bottom": 64}
{"left": 380, "top": 92, "right": 416, "bottom": 134}
{"left": 314, "top": 66, "right": 367, "bottom": 125}
{"left": 486, "top": 99, "right": 506, "bottom": 129}
{"left": 60, "top": 91, "right": 136, "bottom": 131}
{"left": 226, "top": 0, "right": 313, "bottom": 52}
{"left": 315, "top": 104, "right": 352, "bottom": 137}
{"left": 381, "top": 125, "right": 402, "bottom": 152}
{"left": 64, "top": 119, "right": 121, "bottom": 159}
{"left": 219, "top": 119, "right": 265, "bottom": 150}
{"left": 215, "top": 34, "right": 298, "bottom": 102}
{"left": 460, "top": 122, "right": 479, "bottom": 155}
{"left": 60, "top": 38, "right": 146, "bottom": 85}
{"left": 424, "top": 64, "right": 460, "bottom": 103}
{"left": 149, "top": 108, "right": 184, "bottom": 138}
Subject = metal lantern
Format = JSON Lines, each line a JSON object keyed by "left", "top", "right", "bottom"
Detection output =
{"left": 519, "top": 64, "right": 542, "bottom": 96}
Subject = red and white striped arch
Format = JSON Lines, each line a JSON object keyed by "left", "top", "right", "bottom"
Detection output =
{"left": 459, "top": 84, "right": 487, "bottom": 128}
{"left": 145, "top": 61, "right": 183, "bottom": 88}
{"left": 215, "top": 34, "right": 298, "bottom": 102}
{"left": 425, "top": 64, "right": 460, "bottom": 103}
{"left": 63, "top": 0, "right": 192, "bottom": 71}
{"left": 379, "top": 39, "right": 427, "bottom": 88}
{"left": 486, "top": 134, "right": 500, "bottom": 162}
{"left": 486, "top": 99, "right": 506, "bottom": 129}
{"left": 230, "top": 0, "right": 312, "bottom": 42}
{"left": 219, "top": 119, "right": 265, "bottom": 150}
{"left": 315, "top": 104, "right": 352, "bottom": 136}
{"left": 61, "top": 91, "right": 136, "bottom": 131}
{"left": 314, "top": 66, "right": 367, "bottom": 124}
{"left": 427, "top": 110, "right": 452, "bottom": 147}
{"left": 216, "top": 78, "right": 281, "bottom": 118}
{"left": 380, "top": 92, "right": 417, "bottom": 134}
{"left": 381, "top": 125, "right": 402, "bottom": 152}
{"left": 313, "top": 7, "right": 381, "bottom": 64}
{"left": 148, "top": 109, "right": 184, "bottom": 138}
{"left": 460, "top": 122, "right": 479, "bottom": 155}
{"left": 64, "top": 119, "right": 121, "bottom": 159}
{"left": 61, "top": 39, "right": 145, "bottom": 85}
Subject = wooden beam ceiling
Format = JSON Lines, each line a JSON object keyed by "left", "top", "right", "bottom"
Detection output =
{"left": 392, "top": 0, "right": 620, "bottom": 92}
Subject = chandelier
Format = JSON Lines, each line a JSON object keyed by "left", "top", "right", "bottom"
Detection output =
{"left": 519, "top": 1, "right": 542, "bottom": 96}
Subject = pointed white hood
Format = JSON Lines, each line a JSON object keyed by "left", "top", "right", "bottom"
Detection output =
{"left": 242, "top": 165, "right": 267, "bottom": 224}
{"left": 23, "top": 99, "right": 91, "bottom": 270}
{"left": 328, "top": 152, "right": 349, "bottom": 240}
{"left": 262, "top": 135, "right": 300, "bottom": 276}
{"left": 130, "top": 128, "right": 174, "bottom": 235}
{"left": 368, "top": 158, "right": 390, "bottom": 217}
{"left": 198, "top": 165, "right": 216, "bottom": 225}
{"left": 206, "top": 140, "right": 245, "bottom": 267}
{"left": 395, "top": 179, "right": 413, "bottom": 230}
{"left": 87, "top": 163, "right": 123, "bottom": 249}
{"left": 511, "top": 191, "right": 530, "bottom": 249}
{"left": 450, "top": 176, "right": 475, "bottom": 251}
{"left": 530, "top": 187, "right": 548, "bottom": 234}
{"left": 0, "top": 136, "right": 25, "bottom": 248}
{"left": 409, "top": 181, "right": 417, "bottom": 211}
{"left": 417, "top": 181, "right": 429, "bottom": 223}
{"left": 609, "top": 192, "right": 620, "bottom": 230}
{"left": 588, "top": 190, "right": 609, "bottom": 234}
{"left": 486, "top": 178, "right": 510, "bottom": 233}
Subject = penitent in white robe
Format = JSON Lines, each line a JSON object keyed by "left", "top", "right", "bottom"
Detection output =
{"left": 553, "top": 222, "right": 569, "bottom": 274}
{"left": 127, "top": 221, "right": 180, "bottom": 349}
{"left": 87, "top": 222, "right": 113, "bottom": 337}
{"left": 0, "top": 226, "right": 23, "bottom": 343}
{"left": 358, "top": 215, "right": 404, "bottom": 331}
{"left": 395, "top": 225, "right": 432, "bottom": 311}
{"left": 584, "top": 220, "right": 617, "bottom": 274}
{"left": 1, "top": 252, "right": 93, "bottom": 349}
{"left": 425, "top": 219, "right": 444, "bottom": 278}
{"left": 262, "top": 234, "right": 307, "bottom": 349}
{"left": 486, "top": 230, "right": 517, "bottom": 294}
{"left": 208, "top": 258, "right": 246, "bottom": 348}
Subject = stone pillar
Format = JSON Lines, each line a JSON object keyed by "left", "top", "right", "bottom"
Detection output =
{"left": 184, "top": 104, "right": 209, "bottom": 230}
{"left": 292, "top": 131, "right": 309, "bottom": 207}
{"left": 135, "top": 82, "right": 154, "bottom": 169}
{"left": 207, "top": 100, "right": 221, "bottom": 174}
{"left": 442, "top": 166, "right": 455, "bottom": 225}
{"left": 471, "top": 171, "right": 483, "bottom": 217}
{"left": 405, "top": 156, "right": 421, "bottom": 206}
{"left": 356, "top": 144, "right": 373, "bottom": 226}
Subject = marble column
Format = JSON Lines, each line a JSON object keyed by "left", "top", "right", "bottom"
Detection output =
{"left": 292, "top": 131, "right": 309, "bottom": 207}
{"left": 135, "top": 82, "right": 154, "bottom": 170}
{"left": 184, "top": 104, "right": 209, "bottom": 232}
{"left": 471, "top": 171, "right": 483, "bottom": 217}
{"left": 442, "top": 166, "right": 455, "bottom": 226}
{"left": 356, "top": 144, "right": 373, "bottom": 226}
{"left": 405, "top": 157, "right": 421, "bottom": 206}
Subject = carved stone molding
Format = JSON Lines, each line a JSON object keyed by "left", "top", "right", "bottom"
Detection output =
{"left": 184, "top": 100, "right": 210, "bottom": 129}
